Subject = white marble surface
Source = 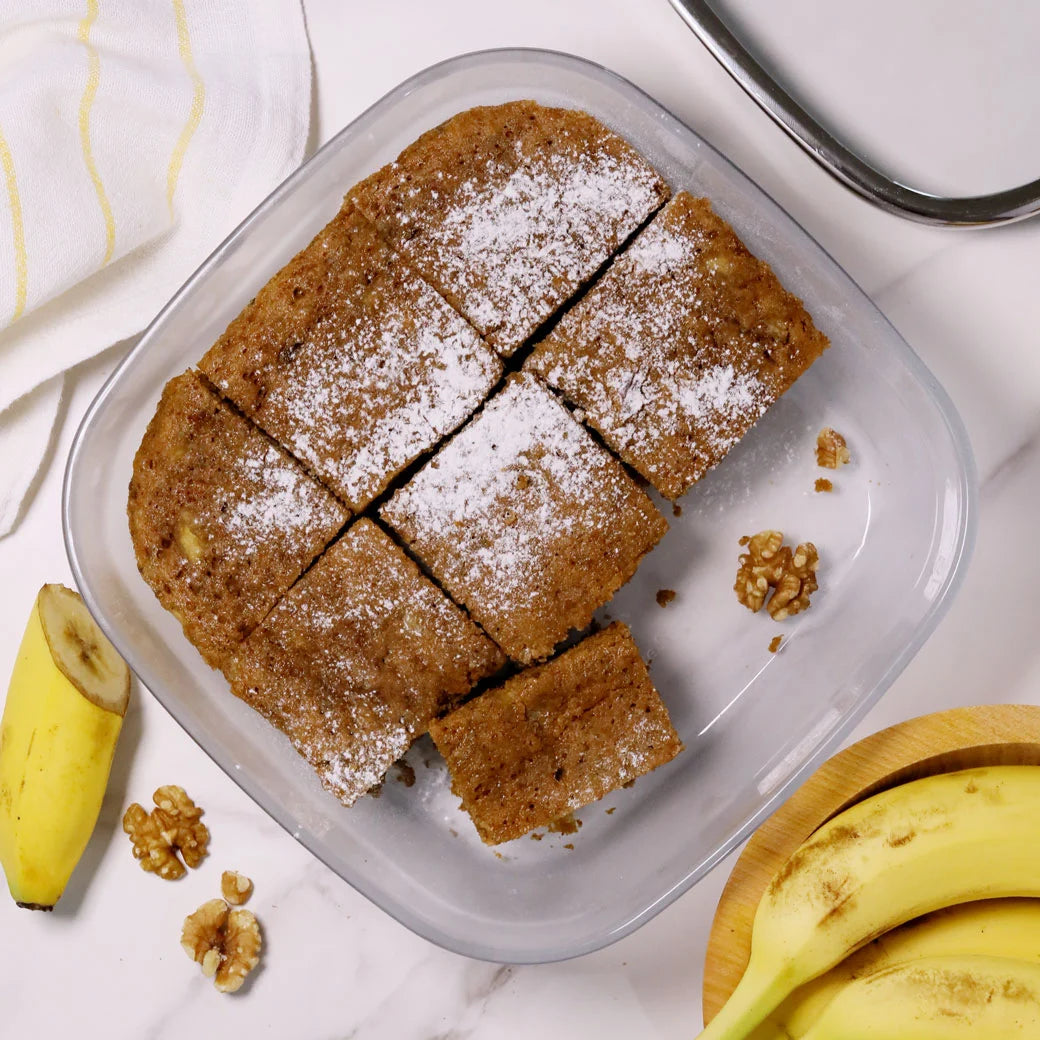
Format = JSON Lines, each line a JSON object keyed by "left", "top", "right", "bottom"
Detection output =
{"left": 2, "top": 2, "right": 1040, "bottom": 1036}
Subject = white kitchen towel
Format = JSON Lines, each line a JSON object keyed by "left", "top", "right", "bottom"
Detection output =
{"left": 0, "top": 0, "right": 312, "bottom": 536}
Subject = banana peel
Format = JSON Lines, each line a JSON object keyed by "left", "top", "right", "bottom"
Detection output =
{"left": 0, "top": 584, "right": 130, "bottom": 910}
{"left": 800, "top": 954, "right": 1040, "bottom": 1039}
{"left": 751, "top": 898, "right": 1040, "bottom": 1040}
{"left": 699, "top": 766, "right": 1040, "bottom": 1040}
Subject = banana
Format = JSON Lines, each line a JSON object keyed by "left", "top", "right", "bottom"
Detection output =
{"left": 698, "top": 766, "right": 1040, "bottom": 1040}
{"left": 799, "top": 954, "right": 1040, "bottom": 1039}
{"left": 751, "top": 898, "right": 1040, "bottom": 1040}
{"left": 0, "top": 584, "right": 130, "bottom": 910}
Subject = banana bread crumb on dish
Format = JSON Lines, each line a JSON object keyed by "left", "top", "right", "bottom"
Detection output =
{"left": 528, "top": 191, "right": 829, "bottom": 499}
{"left": 127, "top": 371, "right": 349, "bottom": 668}
{"left": 429, "top": 622, "right": 683, "bottom": 845}
{"left": 199, "top": 203, "right": 502, "bottom": 512}
{"left": 225, "top": 519, "right": 505, "bottom": 807}
{"left": 380, "top": 373, "right": 668, "bottom": 665}
{"left": 350, "top": 101, "right": 669, "bottom": 356}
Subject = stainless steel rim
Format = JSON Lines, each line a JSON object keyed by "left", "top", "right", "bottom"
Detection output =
{"left": 669, "top": 0, "right": 1040, "bottom": 226}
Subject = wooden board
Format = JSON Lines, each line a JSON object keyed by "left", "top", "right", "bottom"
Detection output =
{"left": 702, "top": 704, "right": 1040, "bottom": 1023}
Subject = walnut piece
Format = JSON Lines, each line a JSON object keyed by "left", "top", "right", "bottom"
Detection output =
{"left": 816, "top": 427, "right": 850, "bottom": 469}
{"left": 221, "top": 870, "right": 254, "bottom": 906}
{"left": 123, "top": 785, "right": 209, "bottom": 880}
{"left": 734, "top": 530, "right": 788, "bottom": 612}
{"left": 735, "top": 532, "right": 820, "bottom": 620}
{"left": 181, "top": 898, "right": 262, "bottom": 993}
{"left": 768, "top": 542, "right": 819, "bottom": 621}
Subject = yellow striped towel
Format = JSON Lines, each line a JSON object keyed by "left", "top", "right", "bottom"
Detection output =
{"left": 0, "top": 0, "right": 310, "bottom": 535}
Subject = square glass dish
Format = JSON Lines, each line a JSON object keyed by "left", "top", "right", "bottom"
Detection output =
{"left": 63, "top": 49, "right": 976, "bottom": 964}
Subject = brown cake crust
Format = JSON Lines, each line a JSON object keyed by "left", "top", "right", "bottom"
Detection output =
{"left": 224, "top": 519, "right": 506, "bottom": 806}
{"left": 380, "top": 373, "right": 668, "bottom": 664}
{"left": 127, "top": 371, "right": 349, "bottom": 667}
{"left": 429, "top": 622, "right": 683, "bottom": 845}
{"left": 527, "top": 192, "right": 830, "bottom": 499}
{"left": 199, "top": 203, "right": 501, "bottom": 512}
{"left": 350, "top": 101, "right": 670, "bottom": 355}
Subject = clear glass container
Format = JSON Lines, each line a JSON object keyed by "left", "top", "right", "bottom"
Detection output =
{"left": 63, "top": 49, "right": 976, "bottom": 963}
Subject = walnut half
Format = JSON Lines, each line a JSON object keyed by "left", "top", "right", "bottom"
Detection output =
{"left": 123, "top": 785, "right": 209, "bottom": 880}
{"left": 735, "top": 532, "right": 820, "bottom": 620}
{"left": 182, "top": 898, "right": 262, "bottom": 993}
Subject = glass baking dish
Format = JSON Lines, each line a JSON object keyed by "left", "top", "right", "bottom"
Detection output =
{"left": 63, "top": 48, "right": 976, "bottom": 963}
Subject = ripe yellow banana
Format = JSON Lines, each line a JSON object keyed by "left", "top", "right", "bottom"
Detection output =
{"left": 750, "top": 898, "right": 1040, "bottom": 1040}
{"left": 0, "top": 584, "right": 130, "bottom": 909}
{"left": 699, "top": 766, "right": 1040, "bottom": 1040}
{"left": 799, "top": 954, "right": 1040, "bottom": 1039}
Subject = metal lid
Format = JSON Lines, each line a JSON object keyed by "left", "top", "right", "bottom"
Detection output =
{"left": 670, "top": 0, "right": 1040, "bottom": 226}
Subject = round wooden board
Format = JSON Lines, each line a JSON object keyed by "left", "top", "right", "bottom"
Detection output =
{"left": 702, "top": 704, "right": 1040, "bottom": 1024}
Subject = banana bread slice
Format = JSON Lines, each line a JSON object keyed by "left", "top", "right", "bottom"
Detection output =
{"left": 225, "top": 518, "right": 506, "bottom": 807}
{"left": 381, "top": 373, "right": 667, "bottom": 665}
{"left": 430, "top": 622, "right": 682, "bottom": 845}
{"left": 528, "top": 192, "right": 830, "bottom": 499}
{"left": 199, "top": 203, "right": 501, "bottom": 512}
{"left": 350, "top": 101, "right": 669, "bottom": 356}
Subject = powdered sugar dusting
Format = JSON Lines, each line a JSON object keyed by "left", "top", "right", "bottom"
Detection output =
{"left": 261, "top": 268, "right": 501, "bottom": 509}
{"left": 412, "top": 142, "right": 665, "bottom": 351}
{"left": 218, "top": 441, "right": 341, "bottom": 556}
{"left": 382, "top": 375, "right": 665, "bottom": 660}
{"left": 311, "top": 712, "right": 411, "bottom": 806}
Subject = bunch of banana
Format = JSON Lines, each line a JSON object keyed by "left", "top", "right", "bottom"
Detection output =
{"left": 699, "top": 765, "right": 1040, "bottom": 1040}
{"left": 0, "top": 584, "right": 130, "bottom": 910}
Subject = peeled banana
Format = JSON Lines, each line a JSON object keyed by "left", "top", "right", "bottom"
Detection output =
{"left": 751, "top": 898, "right": 1040, "bottom": 1040}
{"left": 799, "top": 954, "right": 1040, "bottom": 1039}
{"left": 699, "top": 766, "right": 1040, "bottom": 1040}
{"left": 0, "top": 584, "right": 130, "bottom": 910}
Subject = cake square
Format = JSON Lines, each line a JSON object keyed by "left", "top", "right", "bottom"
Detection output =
{"left": 128, "top": 371, "right": 350, "bottom": 668}
{"left": 350, "top": 101, "right": 670, "bottom": 355}
{"left": 225, "top": 519, "right": 506, "bottom": 807}
{"left": 199, "top": 203, "right": 502, "bottom": 512}
{"left": 380, "top": 373, "right": 668, "bottom": 664}
{"left": 429, "top": 622, "right": 683, "bottom": 845}
{"left": 527, "top": 192, "right": 830, "bottom": 499}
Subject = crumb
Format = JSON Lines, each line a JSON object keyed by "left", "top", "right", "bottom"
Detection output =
{"left": 816, "top": 427, "right": 850, "bottom": 469}
{"left": 768, "top": 635, "right": 783, "bottom": 653}
{"left": 814, "top": 477, "right": 833, "bottom": 493}
{"left": 605, "top": 807, "right": 616, "bottom": 815}
{"left": 547, "top": 813, "right": 582, "bottom": 835}
{"left": 672, "top": 503, "right": 682, "bottom": 517}
{"left": 449, "top": 828, "right": 459, "bottom": 838}
{"left": 656, "top": 588, "right": 677, "bottom": 608}
{"left": 220, "top": 870, "right": 254, "bottom": 906}
{"left": 530, "top": 832, "right": 544, "bottom": 841}
{"left": 494, "top": 851, "right": 504, "bottom": 860}
{"left": 563, "top": 843, "right": 575, "bottom": 851}
{"left": 394, "top": 761, "right": 416, "bottom": 787}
